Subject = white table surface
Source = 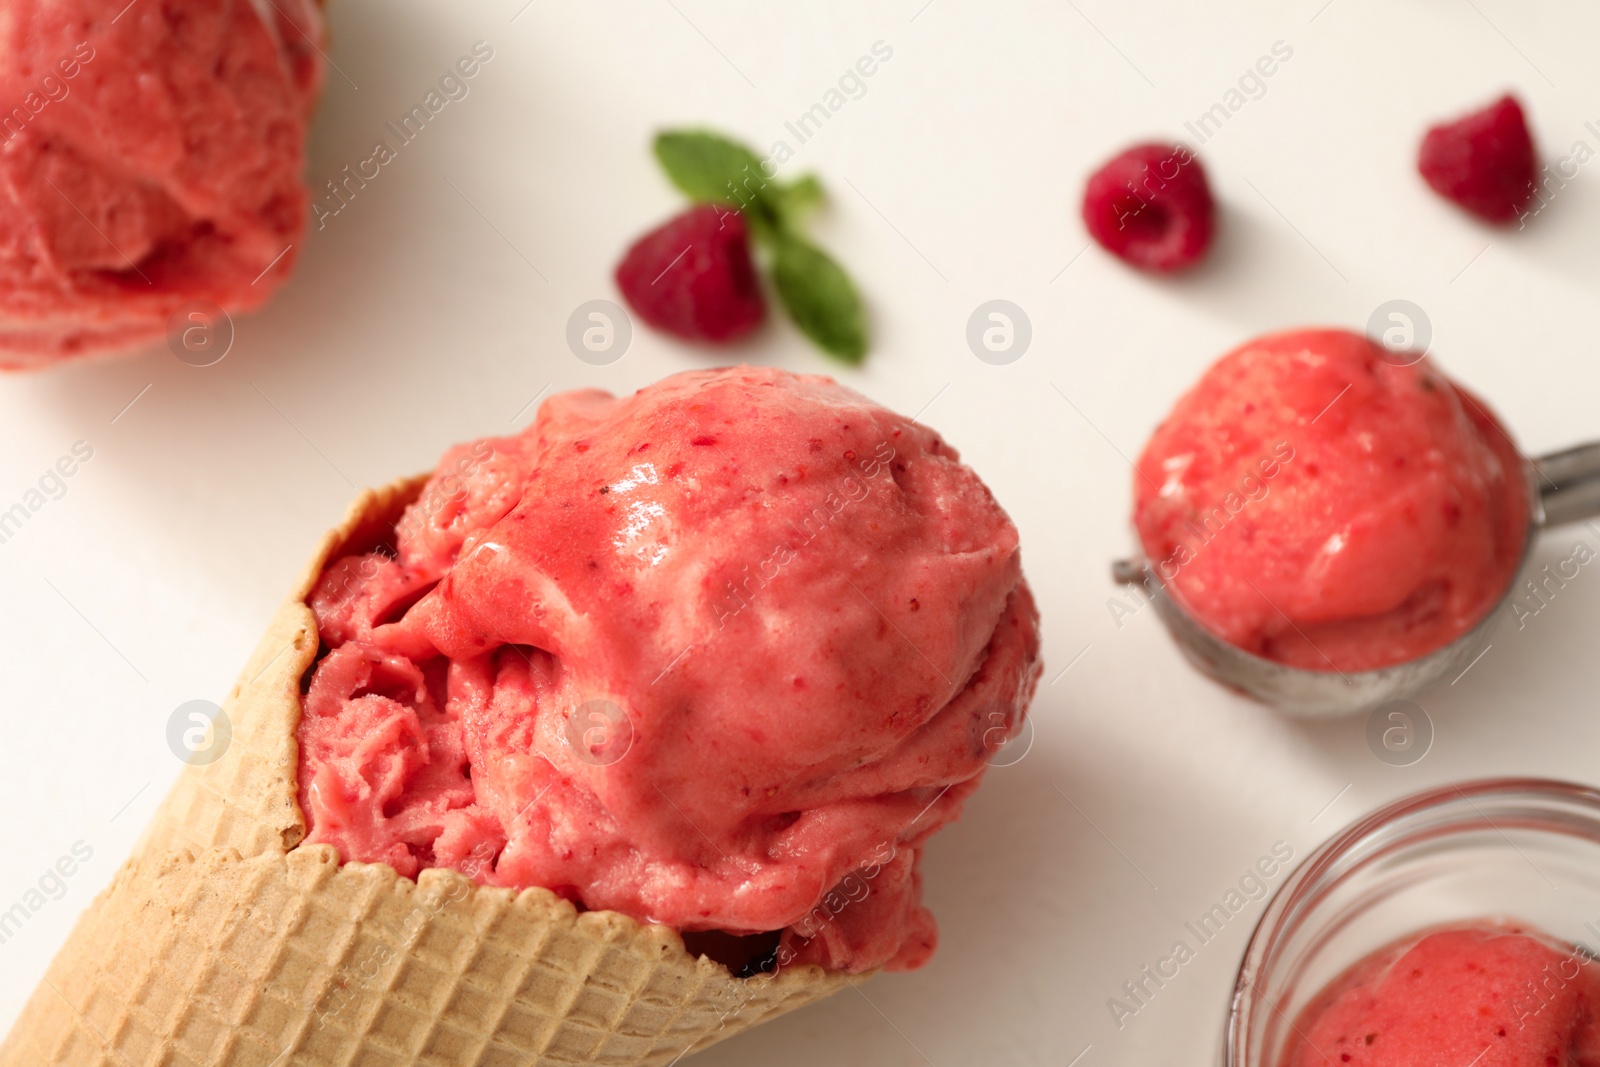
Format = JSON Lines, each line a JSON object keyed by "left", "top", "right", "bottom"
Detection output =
{"left": 4, "top": 2, "right": 1600, "bottom": 1063}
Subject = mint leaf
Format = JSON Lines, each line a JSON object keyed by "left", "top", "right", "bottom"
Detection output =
{"left": 770, "top": 234, "right": 867, "bottom": 364}
{"left": 654, "top": 130, "right": 770, "bottom": 210}
{"left": 769, "top": 174, "right": 824, "bottom": 231}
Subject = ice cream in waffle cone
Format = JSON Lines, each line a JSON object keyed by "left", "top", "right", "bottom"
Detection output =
{"left": 3, "top": 366, "right": 1040, "bottom": 1065}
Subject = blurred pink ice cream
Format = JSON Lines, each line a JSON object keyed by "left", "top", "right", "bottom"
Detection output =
{"left": 0, "top": 0, "right": 324, "bottom": 368}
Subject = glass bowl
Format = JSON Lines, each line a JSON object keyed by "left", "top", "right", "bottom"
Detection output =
{"left": 1222, "top": 777, "right": 1600, "bottom": 1067}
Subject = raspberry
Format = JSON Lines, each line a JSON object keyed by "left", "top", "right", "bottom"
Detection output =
{"left": 615, "top": 204, "right": 765, "bottom": 343}
{"left": 1081, "top": 143, "right": 1215, "bottom": 272}
{"left": 1418, "top": 94, "right": 1537, "bottom": 224}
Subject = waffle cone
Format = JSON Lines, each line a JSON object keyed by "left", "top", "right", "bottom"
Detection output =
{"left": 1, "top": 477, "right": 851, "bottom": 1066}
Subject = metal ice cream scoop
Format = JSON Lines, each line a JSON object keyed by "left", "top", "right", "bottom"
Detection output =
{"left": 1113, "top": 442, "right": 1600, "bottom": 718}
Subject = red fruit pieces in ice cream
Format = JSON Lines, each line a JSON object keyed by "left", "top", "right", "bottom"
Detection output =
{"left": 296, "top": 366, "right": 1042, "bottom": 974}
{"left": 1133, "top": 329, "right": 1528, "bottom": 673}
{"left": 615, "top": 204, "right": 765, "bottom": 343}
{"left": 0, "top": 0, "right": 325, "bottom": 368}
{"left": 1082, "top": 143, "right": 1215, "bottom": 272}
{"left": 1282, "top": 924, "right": 1600, "bottom": 1067}
{"left": 1419, "top": 94, "right": 1538, "bottom": 224}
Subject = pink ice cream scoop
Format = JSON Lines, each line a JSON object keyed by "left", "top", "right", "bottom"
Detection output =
{"left": 295, "top": 366, "right": 1042, "bottom": 974}
{"left": 0, "top": 0, "right": 324, "bottom": 369}
{"left": 1131, "top": 328, "right": 1529, "bottom": 676}
{"left": 1282, "top": 923, "right": 1600, "bottom": 1067}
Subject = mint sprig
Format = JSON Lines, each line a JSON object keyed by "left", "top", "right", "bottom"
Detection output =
{"left": 771, "top": 233, "right": 867, "bottom": 363}
{"left": 652, "top": 129, "right": 869, "bottom": 364}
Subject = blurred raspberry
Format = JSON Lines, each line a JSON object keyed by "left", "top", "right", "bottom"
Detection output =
{"left": 1082, "top": 143, "right": 1215, "bottom": 272}
{"left": 615, "top": 204, "right": 765, "bottom": 342}
{"left": 1418, "top": 94, "right": 1537, "bottom": 224}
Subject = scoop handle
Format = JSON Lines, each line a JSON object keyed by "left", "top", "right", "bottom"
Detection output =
{"left": 1534, "top": 443, "right": 1600, "bottom": 527}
